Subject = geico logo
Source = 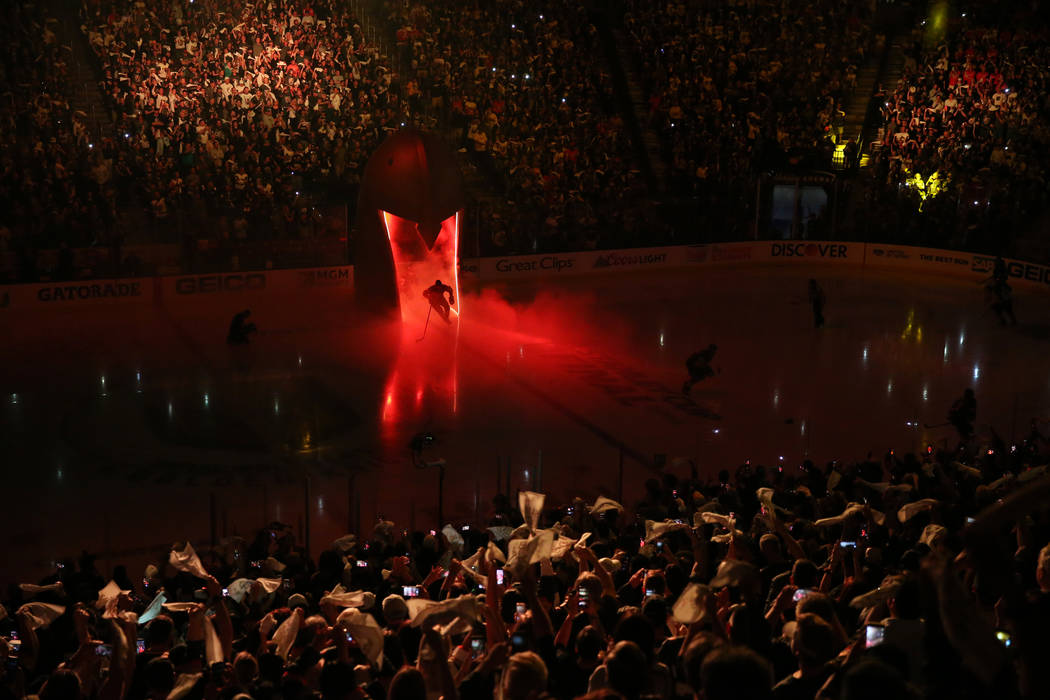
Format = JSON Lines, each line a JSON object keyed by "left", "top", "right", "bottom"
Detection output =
{"left": 174, "top": 273, "right": 266, "bottom": 294}
{"left": 770, "top": 243, "right": 848, "bottom": 258}
{"left": 495, "top": 256, "right": 574, "bottom": 272}
{"left": 1007, "top": 262, "right": 1050, "bottom": 285}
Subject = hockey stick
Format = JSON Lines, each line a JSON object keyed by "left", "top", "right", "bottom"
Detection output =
{"left": 416, "top": 305, "right": 433, "bottom": 342}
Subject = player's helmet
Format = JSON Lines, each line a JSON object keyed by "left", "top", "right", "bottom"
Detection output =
{"left": 435, "top": 279, "right": 442, "bottom": 285}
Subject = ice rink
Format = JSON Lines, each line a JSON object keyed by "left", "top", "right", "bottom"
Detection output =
{"left": 3, "top": 262, "right": 1049, "bottom": 587}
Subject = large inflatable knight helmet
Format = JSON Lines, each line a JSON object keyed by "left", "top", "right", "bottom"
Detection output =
{"left": 354, "top": 129, "right": 465, "bottom": 318}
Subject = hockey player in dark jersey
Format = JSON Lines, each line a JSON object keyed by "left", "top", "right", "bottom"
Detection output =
{"left": 423, "top": 279, "right": 456, "bottom": 324}
{"left": 683, "top": 344, "right": 718, "bottom": 395}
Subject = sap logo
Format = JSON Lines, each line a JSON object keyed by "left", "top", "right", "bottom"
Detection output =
{"left": 770, "top": 243, "right": 848, "bottom": 258}
{"left": 971, "top": 255, "right": 995, "bottom": 274}
{"left": 175, "top": 273, "right": 266, "bottom": 294}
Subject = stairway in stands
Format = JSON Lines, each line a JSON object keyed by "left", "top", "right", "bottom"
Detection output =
{"left": 568, "top": 0, "right": 663, "bottom": 193}
{"left": 837, "top": 0, "right": 916, "bottom": 169}
{"left": 46, "top": 0, "right": 113, "bottom": 143}
{"left": 863, "top": 39, "right": 909, "bottom": 161}
{"left": 45, "top": 0, "right": 155, "bottom": 244}
{"left": 837, "top": 51, "right": 882, "bottom": 166}
{"left": 836, "top": 32, "right": 907, "bottom": 169}
{"left": 605, "top": 26, "right": 665, "bottom": 189}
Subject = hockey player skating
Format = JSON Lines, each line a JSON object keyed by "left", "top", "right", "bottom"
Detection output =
{"left": 948, "top": 388, "right": 977, "bottom": 442}
{"left": 991, "top": 280, "right": 1017, "bottom": 326}
{"left": 808, "top": 279, "right": 826, "bottom": 328}
{"left": 227, "top": 309, "right": 257, "bottom": 345}
{"left": 683, "top": 344, "right": 718, "bottom": 395}
{"left": 979, "top": 255, "right": 1008, "bottom": 286}
{"left": 423, "top": 279, "right": 456, "bottom": 324}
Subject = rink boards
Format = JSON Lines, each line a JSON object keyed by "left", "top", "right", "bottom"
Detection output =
{"left": 2, "top": 242, "right": 1048, "bottom": 313}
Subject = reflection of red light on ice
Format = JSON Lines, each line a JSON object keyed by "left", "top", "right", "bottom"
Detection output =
{"left": 451, "top": 335, "right": 459, "bottom": 414}
{"left": 382, "top": 392, "right": 394, "bottom": 423}
{"left": 381, "top": 210, "right": 460, "bottom": 327}
{"left": 381, "top": 368, "right": 398, "bottom": 427}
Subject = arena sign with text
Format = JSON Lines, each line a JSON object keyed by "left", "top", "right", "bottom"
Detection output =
{"left": 866, "top": 246, "right": 1050, "bottom": 289}
{"left": 160, "top": 266, "right": 355, "bottom": 300}
{"left": 3, "top": 245, "right": 1047, "bottom": 313}
{"left": 471, "top": 241, "right": 1046, "bottom": 291}
{"left": 769, "top": 242, "right": 851, "bottom": 259}
{"left": 0, "top": 277, "right": 153, "bottom": 309}
{"left": 480, "top": 246, "right": 682, "bottom": 279}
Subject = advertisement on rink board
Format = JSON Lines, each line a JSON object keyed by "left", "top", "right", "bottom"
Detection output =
{"left": 866, "top": 245, "right": 1050, "bottom": 289}
{"left": 479, "top": 245, "right": 681, "bottom": 279}
{"left": 683, "top": 241, "right": 861, "bottom": 265}
{"left": 866, "top": 244, "right": 972, "bottom": 274}
{"left": 768, "top": 241, "right": 853, "bottom": 260}
{"left": 164, "top": 266, "right": 354, "bottom": 298}
{"left": 0, "top": 277, "right": 153, "bottom": 309}
{"left": 458, "top": 258, "right": 481, "bottom": 280}
{"left": 684, "top": 242, "right": 758, "bottom": 264}
{"left": 0, "top": 266, "right": 356, "bottom": 311}
{"left": 293, "top": 266, "right": 354, "bottom": 289}
{"left": 472, "top": 241, "right": 1048, "bottom": 290}
{"left": 971, "top": 254, "right": 1050, "bottom": 289}
{"left": 4, "top": 244, "right": 1048, "bottom": 312}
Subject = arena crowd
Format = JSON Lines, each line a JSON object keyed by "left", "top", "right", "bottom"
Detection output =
{"left": 862, "top": 3, "right": 1050, "bottom": 250}
{"left": 385, "top": 0, "right": 651, "bottom": 255}
{"left": 0, "top": 2, "right": 120, "bottom": 267}
{"left": 73, "top": 0, "right": 653, "bottom": 257}
{"left": 3, "top": 0, "right": 1049, "bottom": 276}
{"left": 4, "top": 424, "right": 1050, "bottom": 700}
{"left": 621, "top": 0, "right": 878, "bottom": 237}
{"left": 80, "top": 0, "right": 400, "bottom": 245}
